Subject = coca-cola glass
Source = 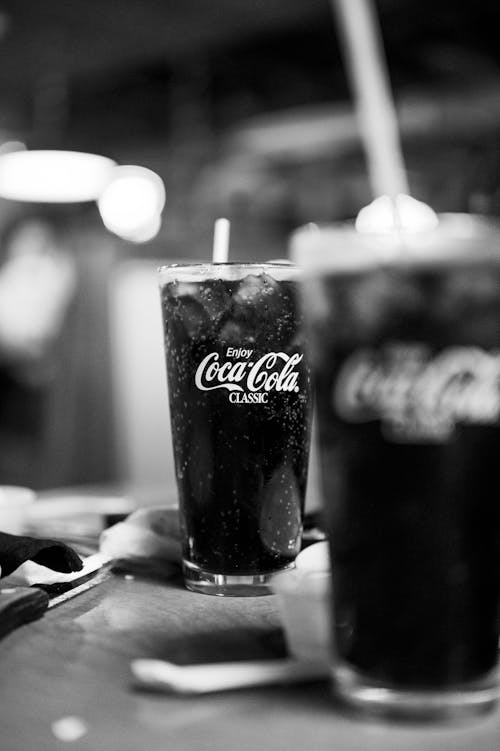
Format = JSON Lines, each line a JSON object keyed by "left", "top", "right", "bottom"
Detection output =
{"left": 159, "top": 263, "right": 311, "bottom": 596}
{"left": 291, "top": 215, "right": 500, "bottom": 717}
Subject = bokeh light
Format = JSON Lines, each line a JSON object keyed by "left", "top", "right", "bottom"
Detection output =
{"left": 0, "top": 150, "right": 116, "bottom": 202}
{"left": 355, "top": 194, "right": 439, "bottom": 234}
{"left": 97, "top": 165, "right": 165, "bottom": 243}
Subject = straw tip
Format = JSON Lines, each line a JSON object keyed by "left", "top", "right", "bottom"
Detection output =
{"left": 212, "top": 217, "right": 231, "bottom": 263}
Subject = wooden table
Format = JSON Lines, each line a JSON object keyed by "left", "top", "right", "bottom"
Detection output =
{"left": 2, "top": 566, "right": 500, "bottom": 751}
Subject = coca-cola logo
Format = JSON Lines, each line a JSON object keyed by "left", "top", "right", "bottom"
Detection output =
{"left": 195, "top": 347, "right": 302, "bottom": 404}
{"left": 334, "top": 344, "right": 500, "bottom": 442}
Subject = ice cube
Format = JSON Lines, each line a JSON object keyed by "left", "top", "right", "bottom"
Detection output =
{"left": 175, "top": 297, "right": 211, "bottom": 339}
{"left": 233, "top": 273, "right": 278, "bottom": 305}
{"left": 259, "top": 465, "right": 302, "bottom": 557}
{"left": 163, "top": 280, "right": 199, "bottom": 300}
{"left": 162, "top": 281, "right": 213, "bottom": 340}
{"left": 197, "top": 279, "right": 233, "bottom": 322}
{"left": 230, "top": 274, "right": 297, "bottom": 346}
{"left": 219, "top": 319, "right": 249, "bottom": 346}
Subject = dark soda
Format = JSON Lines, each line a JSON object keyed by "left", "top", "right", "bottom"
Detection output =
{"left": 291, "top": 215, "right": 500, "bottom": 711}
{"left": 308, "top": 256, "right": 500, "bottom": 688}
{"left": 159, "top": 264, "right": 311, "bottom": 586}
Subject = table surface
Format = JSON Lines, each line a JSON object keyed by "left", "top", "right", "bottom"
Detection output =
{"left": 2, "top": 568, "right": 500, "bottom": 751}
{"left": 2, "top": 485, "right": 500, "bottom": 751}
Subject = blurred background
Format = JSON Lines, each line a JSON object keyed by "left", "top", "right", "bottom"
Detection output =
{"left": 1, "top": 0, "right": 500, "bottom": 492}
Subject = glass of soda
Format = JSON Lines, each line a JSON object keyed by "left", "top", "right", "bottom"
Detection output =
{"left": 159, "top": 263, "right": 311, "bottom": 596}
{"left": 291, "top": 214, "right": 500, "bottom": 717}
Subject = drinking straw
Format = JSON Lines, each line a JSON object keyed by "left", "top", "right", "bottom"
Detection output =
{"left": 331, "top": 0, "right": 409, "bottom": 201}
{"left": 212, "top": 218, "right": 230, "bottom": 263}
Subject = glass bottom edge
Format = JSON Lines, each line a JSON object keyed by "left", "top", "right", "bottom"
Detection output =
{"left": 182, "top": 559, "right": 293, "bottom": 596}
{"left": 331, "top": 662, "right": 499, "bottom": 720}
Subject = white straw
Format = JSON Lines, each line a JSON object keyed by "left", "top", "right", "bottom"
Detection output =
{"left": 331, "top": 0, "right": 409, "bottom": 200}
{"left": 212, "top": 218, "right": 230, "bottom": 263}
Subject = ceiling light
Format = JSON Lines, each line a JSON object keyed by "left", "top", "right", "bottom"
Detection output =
{"left": 0, "top": 150, "right": 116, "bottom": 203}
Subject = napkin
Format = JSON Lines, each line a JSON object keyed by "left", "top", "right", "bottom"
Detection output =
{"left": 0, "top": 530, "right": 83, "bottom": 578}
{"left": 99, "top": 506, "right": 182, "bottom": 576}
{"left": 98, "top": 506, "right": 325, "bottom": 574}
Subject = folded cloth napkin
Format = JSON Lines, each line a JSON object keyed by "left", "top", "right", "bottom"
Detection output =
{"left": 99, "top": 506, "right": 181, "bottom": 576}
{"left": 0, "top": 530, "right": 83, "bottom": 578}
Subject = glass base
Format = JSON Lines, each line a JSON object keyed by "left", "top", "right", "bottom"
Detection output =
{"left": 182, "top": 559, "right": 292, "bottom": 596}
{"left": 332, "top": 662, "right": 499, "bottom": 720}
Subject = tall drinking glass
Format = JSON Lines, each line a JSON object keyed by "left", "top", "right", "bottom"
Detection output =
{"left": 291, "top": 215, "right": 500, "bottom": 717}
{"left": 159, "top": 263, "right": 311, "bottom": 596}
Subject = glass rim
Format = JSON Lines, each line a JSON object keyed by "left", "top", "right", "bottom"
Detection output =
{"left": 289, "top": 213, "right": 500, "bottom": 274}
{"left": 158, "top": 261, "right": 300, "bottom": 281}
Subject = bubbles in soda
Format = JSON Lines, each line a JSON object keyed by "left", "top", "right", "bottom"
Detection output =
{"left": 160, "top": 270, "right": 311, "bottom": 575}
